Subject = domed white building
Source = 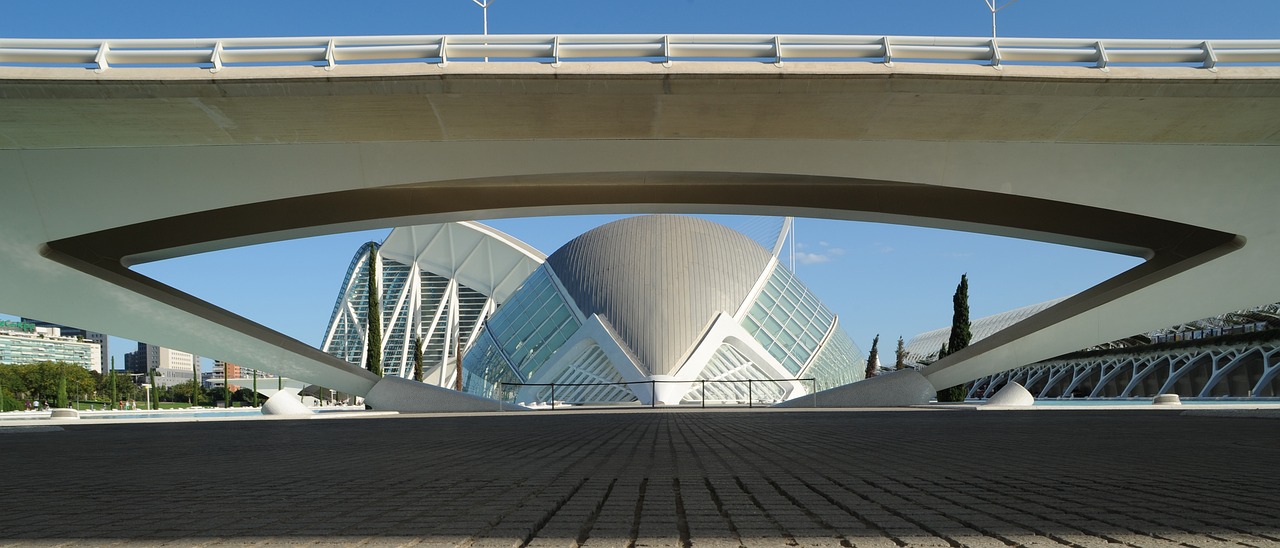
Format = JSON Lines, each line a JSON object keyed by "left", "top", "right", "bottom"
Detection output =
{"left": 323, "top": 215, "right": 865, "bottom": 405}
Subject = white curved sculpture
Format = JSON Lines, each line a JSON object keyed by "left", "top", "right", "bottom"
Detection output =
{"left": 984, "top": 381, "right": 1035, "bottom": 407}
{"left": 261, "top": 392, "right": 313, "bottom": 416}
{"left": 364, "top": 376, "right": 526, "bottom": 412}
{"left": 776, "top": 369, "right": 936, "bottom": 408}
{"left": 1153, "top": 393, "right": 1182, "bottom": 405}
{"left": 48, "top": 408, "right": 80, "bottom": 419}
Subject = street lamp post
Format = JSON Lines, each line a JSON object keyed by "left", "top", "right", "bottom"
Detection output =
{"left": 983, "top": 0, "right": 1023, "bottom": 42}
{"left": 471, "top": 0, "right": 493, "bottom": 35}
{"left": 471, "top": 0, "right": 494, "bottom": 61}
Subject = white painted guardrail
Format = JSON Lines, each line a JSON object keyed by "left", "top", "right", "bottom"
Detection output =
{"left": 1, "top": 35, "right": 1278, "bottom": 72}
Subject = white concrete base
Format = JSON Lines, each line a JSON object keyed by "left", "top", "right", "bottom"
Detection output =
{"left": 1154, "top": 394, "right": 1182, "bottom": 405}
{"left": 649, "top": 376, "right": 688, "bottom": 406}
{"left": 48, "top": 408, "right": 79, "bottom": 419}
{"left": 773, "top": 369, "right": 934, "bottom": 408}
{"left": 985, "top": 382, "right": 1035, "bottom": 407}
{"left": 261, "top": 392, "right": 314, "bottom": 416}
{"left": 364, "top": 376, "right": 526, "bottom": 412}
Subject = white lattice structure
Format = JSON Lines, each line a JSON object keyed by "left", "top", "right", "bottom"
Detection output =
{"left": 972, "top": 338, "right": 1280, "bottom": 399}
{"left": 903, "top": 298, "right": 1068, "bottom": 365}
{"left": 321, "top": 222, "right": 544, "bottom": 386}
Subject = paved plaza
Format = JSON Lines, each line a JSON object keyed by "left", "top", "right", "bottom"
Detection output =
{"left": 0, "top": 408, "right": 1278, "bottom": 547}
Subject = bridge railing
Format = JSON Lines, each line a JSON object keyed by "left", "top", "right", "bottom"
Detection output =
{"left": 2, "top": 35, "right": 1279, "bottom": 72}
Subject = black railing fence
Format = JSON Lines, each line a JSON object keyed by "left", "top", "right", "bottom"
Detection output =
{"left": 498, "top": 378, "right": 817, "bottom": 410}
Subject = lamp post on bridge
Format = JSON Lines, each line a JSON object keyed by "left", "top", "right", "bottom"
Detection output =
{"left": 983, "top": 0, "right": 1023, "bottom": 42}
{"left": 471, "top": 0, "right": 494, "bottom": 36}
{"left": 471, "top": 0, "right": 494, "bottom": 62}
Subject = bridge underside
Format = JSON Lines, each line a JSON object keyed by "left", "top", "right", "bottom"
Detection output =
{"left": 1, "top": 63, "right": 1277, "bottom": 407}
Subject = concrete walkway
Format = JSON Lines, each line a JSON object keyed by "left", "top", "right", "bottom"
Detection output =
{"left": 0, "top": 408, "right": 1277, "bottom": 547}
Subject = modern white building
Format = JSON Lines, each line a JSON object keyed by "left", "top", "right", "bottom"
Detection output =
{"left": 20, "top": 319, "right": 108, "bottom": 372}
{"left": 0, "top": 320, "right": 102, "bottom": 373}
{"left": 323, "top": 215, "right": 865, "bottom": 405}
{"left": 321, "top": 221, "right": 546, "bottom": 382}
{"left": 906, "top": 301, "right": 1280, "bottom": 399}
{"left": 902, "top": 298, "right": 1068, "bottom": 366}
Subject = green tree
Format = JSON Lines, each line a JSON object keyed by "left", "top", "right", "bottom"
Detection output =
{"left": 413, "top": 336, "right": 424, "bottom": 382}
{"left": 56, "top": 374, "right": 68, "bottom": 408}
{"left": 895, "top": 336, "right": 907, "bottom": 370}
{"left": 173, "top": 380, "right": 203, "bottom": 407}
{"left": 223, "top": 362, "right": 231, "bottom": 408}
{"left": 148, "top": 368, "right": 158, "bottom": 410}
{"left": 936, "top": 274, "right": 972, "bottom": 402}
{"left": 365, "top": 245, "right": 383, "bottom": 377}
{"left": 109, "top": 356, "right": 117, "bottom": 408}
{"left": 864, "top": 334, "right": 880, "bottom": 379}
{"left": 3, "top": 362, "right": 93, "bottom": 404}
{"left": 1, "top": 387, "right": 22, "bottom": 412}
{"left": 0, "top": 368, "right": 23, "bottom": 411}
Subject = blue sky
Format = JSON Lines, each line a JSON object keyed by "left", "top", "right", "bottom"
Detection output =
{"left": 3, "top": 0, "right": 1276, "bottom": 370}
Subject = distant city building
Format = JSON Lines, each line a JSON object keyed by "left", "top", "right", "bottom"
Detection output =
{"left": 123, "top": 342, "right": 200, "bottom": 388}
{"left": 20, "top": 318, "right": 109, "bottom": 373}
{"left": 0, "top": 320, "right": 102, "bottom": 373}
{"left": 210, "top": 361, "right": 243, "bottom": 391}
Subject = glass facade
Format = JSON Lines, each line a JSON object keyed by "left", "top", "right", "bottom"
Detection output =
{"left": 741, "top": 265, "right": 836, "bottom": 375}
{"left": 324, "top": 243, "right": 375, "bottom": 366}
{"left": 801, "top": 326, "right": 865, "bottom": 391}
{"left": 379, "top": 259, "right": 414, "bottom": 376}
{"left": 459, "top": 332, "right": 521, "bottom": 401}
{"left": 479, "top": 266, "right": 580, "bottom": 380}
{"left": 322, "top": 245, "right": 495, "bottom": 378}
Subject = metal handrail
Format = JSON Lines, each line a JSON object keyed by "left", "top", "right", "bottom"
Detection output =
{"left": 499, "top": 377, "right": 818, "bottom": 410}
{"left": 2, "top": 34, "right": 1278, "bottom": 72}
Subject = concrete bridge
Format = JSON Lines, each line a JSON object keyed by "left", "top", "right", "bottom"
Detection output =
{"left": 2, "top": 34, "right": 1278, "bottom": 408}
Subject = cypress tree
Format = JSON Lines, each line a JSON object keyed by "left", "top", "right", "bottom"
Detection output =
{"left": 56, "top": 374, "right": 68, "bottom": 408}
{"left": 365, "top": 245, "right": 383, "bottom": 377}
{"left": 223, "top": 361, "right": 231, "bottom": 408}
{"left": 110, "top": 356, "right": 117, "bottom": 409}
{"left": 937, "top": 274, "right": 972, "bottom": 402}
{"left": 864, "top": 335, "right": 880, "bottom": 379}
{"left": 413, "top": 336, "right": 424, "bottom": 382}
{"left": 894, "top": 336, "right": 907, "bottom": 370}
{"left": 148, "top": 368, "right": 158, "bottom": 410}
{"left": 192, "top": 360, "right": 200, "bottom": 407}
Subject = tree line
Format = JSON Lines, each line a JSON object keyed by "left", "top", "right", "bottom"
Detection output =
{"left": 0, "top": 361, "right": 266, "bottom": 411}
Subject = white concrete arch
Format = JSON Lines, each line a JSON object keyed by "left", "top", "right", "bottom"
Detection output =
{"left": 3, "top": 62, "right": 1279, "bottom": 407}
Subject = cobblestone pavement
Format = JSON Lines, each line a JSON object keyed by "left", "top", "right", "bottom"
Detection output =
{"left": 1, "top": 409, "right": 1278, "bottom": 547}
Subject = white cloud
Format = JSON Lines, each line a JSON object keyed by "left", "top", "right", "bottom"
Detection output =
{"left": 795, "top": 252, "right": 832, "bottom": 265}
{"left": 792, "top": 241, "right": 845, "bottom": 265}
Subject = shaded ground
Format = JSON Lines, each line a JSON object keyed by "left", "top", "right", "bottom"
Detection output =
{"left": 0, "top": 409, "right": 1277, "bottom": 547}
